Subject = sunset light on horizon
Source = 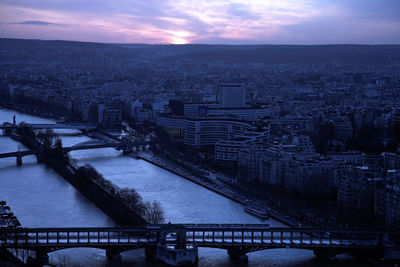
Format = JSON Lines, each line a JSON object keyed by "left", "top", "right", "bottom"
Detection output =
{"left": 0, "top": 0, "right": 399, "bottom": 44}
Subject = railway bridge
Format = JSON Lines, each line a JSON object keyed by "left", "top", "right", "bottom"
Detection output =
{"left": 1, "top": 224, "right": 399, "bottom": 266}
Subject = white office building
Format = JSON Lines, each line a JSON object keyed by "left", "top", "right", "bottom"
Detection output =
{"left": 184, "top": 117, "right": 251, "bottom": 146}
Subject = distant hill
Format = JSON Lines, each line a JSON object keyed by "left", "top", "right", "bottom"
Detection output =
{"left": 1, "top": 38, "right": 399, "bottom": 64}
{"left": 0, "top": 38, "right": 139, "bottom": 62}
{"left": 160, "top": 45, "right": 400, "bottom": 64}
{"left": 115, "top": 43, "right": 234, "bottom": 58}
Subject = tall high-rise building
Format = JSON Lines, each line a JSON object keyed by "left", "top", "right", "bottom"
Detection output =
{"left": 219, "top": 84, "right": 245, "bottom": 108}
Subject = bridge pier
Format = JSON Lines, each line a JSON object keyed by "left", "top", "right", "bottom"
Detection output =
{"left": 228, "top": 248, "right": 249, "bottom": 261}
{"left": 36, "top": 145, "right": 45, "bottom": 163}
{"left": 145, "top": 244, "right": 198, "bottom": 266}
{"left": 26, "top": 250, "right": 49, "bottom": 266}
{"left": 106, "top": 249, "right": 122, "bottom": 261}
{"left": 313, "top": 249, "right": 339, "bottom": 261}
{"left": 145, "top": 226, "right": 198, "bottom": 266}
{"left": 16, "top": 155, "right": 22, "bottom": 166}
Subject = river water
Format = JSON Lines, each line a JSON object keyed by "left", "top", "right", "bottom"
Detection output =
{"left": 0, "top": 108, "right": 367, "bottom": 266}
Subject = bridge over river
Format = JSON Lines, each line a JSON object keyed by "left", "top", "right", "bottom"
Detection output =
{"left": 0, "top": 140, "right": 134, "bottom": 165}
{"left": 0, "top": 123, "right": 97, "bottom": 130}
{"left": 1, "top": 224, "right": 399, "bottom": 266}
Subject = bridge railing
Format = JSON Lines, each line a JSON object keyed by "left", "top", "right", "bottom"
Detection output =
{"left": 0, "top": 226, "right": 388, "bottom": 250}
{"left": 0, "top": 227, "right": 159, "bottom": 248}
{"left": 148, "top": 223, "right": 271, "bottom": 229}
{"left": 182, "top": 228, "right": 384, "bottom": 249}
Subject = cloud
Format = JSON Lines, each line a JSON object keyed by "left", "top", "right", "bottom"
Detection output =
{"left": 282, "top": 1, "right": 400, "bottom": 44}
{"left": 0, "top": 0, "right": 319, "bottom": 43}
{"left": 0, "top": 0, "right": 399, "bottom": 44}
{"left": 156, "top": 0, "right": 318, "bottom": 43}
{"left": 15, "top": 20, "right": 66, "bottom": 26}
{"left": 322, "top": 0, "right": 400, "bottom": 21}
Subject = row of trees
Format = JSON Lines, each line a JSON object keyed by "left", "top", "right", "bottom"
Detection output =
{"left": 77, "top": 164, "right": 164, "bottom": 224}
{"left": 15, "top": 124, "right": 165, "bottom": 224}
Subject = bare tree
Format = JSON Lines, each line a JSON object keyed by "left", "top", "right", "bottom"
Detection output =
{"left": 144, "top": 200, "right": 165, "bottom": 224}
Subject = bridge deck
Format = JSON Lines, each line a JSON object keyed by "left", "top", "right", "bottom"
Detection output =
{"left": 1, "top": 124, "right": 97, "bottom": 130}
{"left": 0, "top": 150, "right": 36, "bottom": 158}
{"left": 0, "top": 226, "right": 389, "bottom": 251}
{"left": 0, "top": 142, "right": 118, "bottom": 159}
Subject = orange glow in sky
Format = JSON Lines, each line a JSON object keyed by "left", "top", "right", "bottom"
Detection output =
{"left": 171, "top": 37, "right": 188, "bottom": 44}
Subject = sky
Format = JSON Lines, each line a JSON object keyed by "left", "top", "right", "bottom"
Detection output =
{"left": 0, "top": 0, "right": 399, "bottom": 44}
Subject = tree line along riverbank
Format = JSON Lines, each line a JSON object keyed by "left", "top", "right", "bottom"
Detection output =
{"left": 6, "top": 123, "right": 164, "bottom": 226}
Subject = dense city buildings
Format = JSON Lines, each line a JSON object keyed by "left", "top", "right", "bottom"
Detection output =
{"left": 1, "top": 0, "right": 400, "bottom": 263}
{"left": 1, "top": 39, "right": 400, "bottom": 230}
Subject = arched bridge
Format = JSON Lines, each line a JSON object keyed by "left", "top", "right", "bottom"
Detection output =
{"left": 1, "top": 224, "right": 398, "bottom": 265}
{"left": 0, "top": 150, "right": 36, "bottom": 159}
{"left": 64, "top": 140, "right": 122, "bottom": 152}
{"left": 0, "top": 140, "right": 132, "bottom": 165}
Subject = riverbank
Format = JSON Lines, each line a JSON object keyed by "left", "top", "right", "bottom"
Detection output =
{"left": 0, "top": 106, "right": 303, "bottom": 227}
{"left": 50, "top": 159, "right": 147, "bottom": 226}
{"left": 7, "top": 127, "right": 147, "bottom": 226}
{"left": 136, "top": 152, "right": 246, "bottom": 204}
{"left": 135, "top": 151, "right": 301, "bottom": 227}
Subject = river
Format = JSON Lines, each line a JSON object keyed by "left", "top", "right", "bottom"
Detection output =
{"left": 0, "top": 108, "right": 367, "bottom": 266}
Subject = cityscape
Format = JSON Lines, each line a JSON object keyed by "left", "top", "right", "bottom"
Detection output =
{"left": 1, "top": 0, "right": 400, "bottom": 266}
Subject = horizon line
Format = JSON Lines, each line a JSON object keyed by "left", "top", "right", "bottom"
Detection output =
{"left": 1, "top": 37, "right": 400, "bottom": 46}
